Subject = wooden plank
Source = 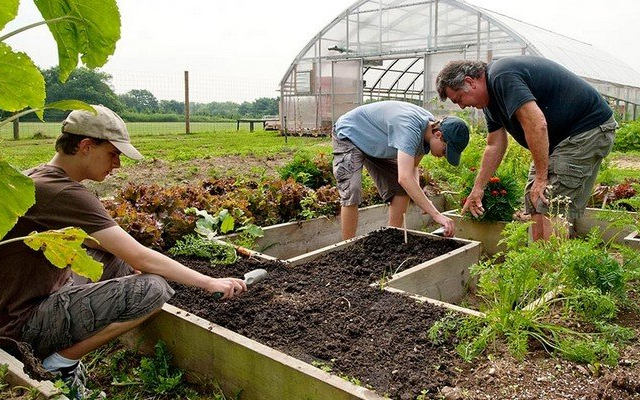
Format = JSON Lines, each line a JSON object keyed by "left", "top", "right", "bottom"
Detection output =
{"left": 0, "top": 349, "right": 62, "bottom": 399}
{"left": 624, "top": 231, "right": 640, "bottom": 250}
{"left": 383, "top": 287, "right": 485, "bottom": 318}
{"left": 120, "top": 305, "right": 384, "bottom": 400}
{"left": 285, "top": 233, "right": 364, "bottom": 266}
{"left": 575, "top": 208, "right": 636, "bottom": 244}
{"left": 443, "top": 210, "right": 504, "bottom": 255}
{"left": 384, "top": 228, "right": 481, "bottom": 303}
{"left": 219, "top": 200, "right": 443, "bottom": 260}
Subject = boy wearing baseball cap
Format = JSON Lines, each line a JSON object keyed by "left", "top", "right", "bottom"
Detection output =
{"left": 332, "top": 100, "right": 470, "bottom": 240}
{"left": 0, "top": 105, "right": 248, "bottom": 398}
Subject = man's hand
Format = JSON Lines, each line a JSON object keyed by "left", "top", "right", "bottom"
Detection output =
{"left": 207, "top": 277, "right": 247, "bottom": 299}
{"left": 461, "top": 187, "right": 485, "bottom": 218}
{"left": 529, "top": 176, "right": 549, "bottom": 212}
{"left": 432, "top": 213, "right": 455, "bottom": 237}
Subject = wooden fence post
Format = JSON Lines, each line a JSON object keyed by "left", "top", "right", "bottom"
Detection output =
{"left": 184, "top": 70, "right": 190, "bottom": 134}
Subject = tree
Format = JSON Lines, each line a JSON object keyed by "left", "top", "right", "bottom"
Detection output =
{"left": 119, "top": 89, "right": 159, "bottom": 113}
{"left": 254, "top": 97, "right": 279, "bottom": 117}
{"left": 40, "top": 66, "right": 124, "bottom": 120}
{"left": 159, "top": 99, "right": 185, "bottom": 115}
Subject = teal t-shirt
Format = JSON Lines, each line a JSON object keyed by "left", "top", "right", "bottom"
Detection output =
{"left": 334, "top": 101, "right": 433, "bottom": 159}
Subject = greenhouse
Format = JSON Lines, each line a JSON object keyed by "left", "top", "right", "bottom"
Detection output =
{"left": 279, "top": 0, "right": 640, "bottom": 134}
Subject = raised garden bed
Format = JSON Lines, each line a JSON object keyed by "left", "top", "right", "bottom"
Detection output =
{"left": 442, "top": 210, "right": 508, "bottom": 255}
{"left": 219, "top": 198, "right": 444, "bottom": 260}
{"left": 444, "top": 207, "right": 638, "bottom": 255}
{"left": 574, "top": 207, "right": 636, "bottom": 244}
{"left": 624, "top": 231, "right": 640, "bottom": 250}
{"left": 122, "top": 228, "right": 480, "bottom": 400}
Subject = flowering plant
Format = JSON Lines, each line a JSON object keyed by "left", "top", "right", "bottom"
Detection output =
{"left": 460, "top": 169, "right": 522, "bottom": 222}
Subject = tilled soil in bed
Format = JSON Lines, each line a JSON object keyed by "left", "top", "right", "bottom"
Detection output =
{"left": 168, "top": 228, "right": 640, "bottom": 400}
{"left": 169, "top": 229, "right": 464, "bottom": 399}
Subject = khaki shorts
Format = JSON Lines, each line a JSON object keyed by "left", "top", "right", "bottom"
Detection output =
{"left": 21, "top": 251, "right": 174, "bottom": 358}
{"left": 524, "top": 117, "right": 617, "bottom": 220}
{"left": 332, "top": 134, "right": 405, "bottom": 206}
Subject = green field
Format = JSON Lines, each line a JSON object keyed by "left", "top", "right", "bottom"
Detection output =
{"left": 0, "top": 121, "right": 239, "bottom": 141}
{"left": 1, "top": 125, "right": 332, "bottom": 170}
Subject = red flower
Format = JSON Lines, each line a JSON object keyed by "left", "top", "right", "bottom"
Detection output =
{"left": 489, "top": 177, "right": 500, "bottom": 184}
{"left": 491, "top": 190, "right": 499, "bottom": 196}
{"left": 500, "top": 189, "right": 507, "bottom": 196}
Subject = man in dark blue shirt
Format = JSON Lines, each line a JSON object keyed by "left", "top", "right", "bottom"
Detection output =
{"left": 436, "top": 56, "right": 617, "bottom": 240}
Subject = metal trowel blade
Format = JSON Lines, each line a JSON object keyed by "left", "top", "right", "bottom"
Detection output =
{"left": 244, "top": 268, "right": 268, "bottom": 287}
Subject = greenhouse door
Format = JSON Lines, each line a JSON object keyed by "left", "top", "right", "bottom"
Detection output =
{"left": 331, "top": 59, "right": 362, "bottom": 126}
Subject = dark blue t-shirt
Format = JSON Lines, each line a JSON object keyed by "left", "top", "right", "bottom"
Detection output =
{"left": 483, "top": 56, "right": 612, "bottom": 153}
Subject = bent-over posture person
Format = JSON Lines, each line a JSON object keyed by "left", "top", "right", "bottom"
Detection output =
{"left": 332, "top": 100, "right": 470, "bottom": 240}
{"left": 0, "top": 105, "right": 248, "bottom": 398}
{"left": 436, "top": 56, "right": 616, "bottom": 240}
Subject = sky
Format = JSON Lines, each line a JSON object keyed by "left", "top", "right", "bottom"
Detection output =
{"left": 4, "top": 0, "right": 640, "bottom": 103}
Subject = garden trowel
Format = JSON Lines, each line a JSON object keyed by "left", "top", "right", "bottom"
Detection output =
{"left": 213, "top": 268, "right": 268, "bottom": 299}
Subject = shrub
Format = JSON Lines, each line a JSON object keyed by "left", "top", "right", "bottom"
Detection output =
{"left": 613, "top": 119, "right": 640, "bottom": 153}
{"left": 278, "top": 152, "right": 334, "bottom": 189}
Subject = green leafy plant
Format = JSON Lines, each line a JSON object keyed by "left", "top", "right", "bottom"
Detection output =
{"left": 0, "top": 0, "right": 122, "bottom": 280}
{"left": 168, "top": 234, "right": 236, "bottom": 264}
{"left": 278, "top": 152, "right": 334, "bottom": 189}
{"left": 431, "top": 222, "right": 635, "bottom": 365}
{"left": 460, "top": 170, "right": 522, "bottom": 222}
{"left": 613, "top": 119, "right": 640, "bottom": 152}
{"left": 135, "top": 341, "right": 184, "bottom": 395}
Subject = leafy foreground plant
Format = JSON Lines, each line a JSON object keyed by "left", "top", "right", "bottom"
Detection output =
{"left": 87, "top": 341, "right": 240, "bottom": 399}
{"left": 168, "top": 208, "right": 264, "bottom": 264}
{"left": 429, "top": 222, "right": 639, "bottom": 365}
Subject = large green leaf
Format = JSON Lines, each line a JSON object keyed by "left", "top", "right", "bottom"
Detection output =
{"left": 0, "top": 43, "right": 46, "bottom": 117}
{"left": 0, "top": 161, "right": 35, "bottom": 240}
{"left": 45, "top": 99, "right": 95, "bottom": 113}
{"left": 34, "top": 0, "right": 120, "bottom": 82}
{"left": 0, "top": 0, "right": 19, "bottom": 31}
{"left": 24, "top": 227, "right": 103, "bottom": 281}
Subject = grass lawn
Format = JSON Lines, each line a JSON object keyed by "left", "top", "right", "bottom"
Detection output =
{"left": 1, "top": 128, "right": 332, "bottom": 170}
{"left": 0, "top": 121, "right": 239, "bottom": 140}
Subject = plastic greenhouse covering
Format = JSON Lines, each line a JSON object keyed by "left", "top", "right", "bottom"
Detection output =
{"left": 279, "top": 0, "right": 640, "bottom": 134}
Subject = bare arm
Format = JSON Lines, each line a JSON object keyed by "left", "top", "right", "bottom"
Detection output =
{"left": 461, "top": 127, "right": 508, "bottom": 217}
{"left": 397, "top": 151, "right": 454, "bottom": 235}
{"left": 90, "top": 226, "right": 247, "bottom": 298}
{"left": 515, "top": 100, "right": 549, "bottom": 207}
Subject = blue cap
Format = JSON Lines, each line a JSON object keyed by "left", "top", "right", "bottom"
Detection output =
{"left": 440, "top": 116, "right": 470, "bottom": 166}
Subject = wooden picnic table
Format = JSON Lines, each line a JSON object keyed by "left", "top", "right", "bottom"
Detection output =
{"left": 236, "top": 118, "right": 268, "bottom": 132}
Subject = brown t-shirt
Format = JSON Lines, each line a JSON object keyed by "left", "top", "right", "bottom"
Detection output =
{"left": 0, "top": 165, "right": 117, "bottom": 338}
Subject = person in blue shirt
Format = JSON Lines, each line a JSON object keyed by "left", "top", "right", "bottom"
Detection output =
{"left": 332, "top": 100, "right": 470, "bottom": 240}
{"left": 436, "top": 56, "right": 616, "bottom": 240}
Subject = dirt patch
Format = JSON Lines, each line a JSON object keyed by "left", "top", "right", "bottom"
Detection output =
{"left": 167, "top": 228, "right": 640, "bottom": 400}
{"left": 86, "top": 154, "right": 289, "bottom": 198}
{"left": 612, "top": 154, "right": 640, "bottom": 170}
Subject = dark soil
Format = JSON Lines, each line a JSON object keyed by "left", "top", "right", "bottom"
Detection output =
{"left": 167, "top": 228, "right": 640, "bottom": 400}
{"left": 169, "top": 229, "right": 464, "bottom": 399}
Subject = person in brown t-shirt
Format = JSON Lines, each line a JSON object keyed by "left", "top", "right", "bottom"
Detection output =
{"left": 0, "top": 105, "right": 248, "bottom": 398}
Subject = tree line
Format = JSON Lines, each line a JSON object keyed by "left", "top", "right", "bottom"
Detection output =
{"left": 13, "top": 67, "right": 279, "bottom": 122}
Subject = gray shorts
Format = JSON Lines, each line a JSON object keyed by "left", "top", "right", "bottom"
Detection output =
{"left": 332, "top": 134, "right": 405, "bottom": 206}
{"left": 21, "top": 251, "right": 174, "bottom": 358}
{"left": 524, "top": 117, "right": 617, "bottom": 220}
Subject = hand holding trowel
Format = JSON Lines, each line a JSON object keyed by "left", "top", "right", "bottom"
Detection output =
{"left": 213, "top": 268, "right": 268, "bottom": 299}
